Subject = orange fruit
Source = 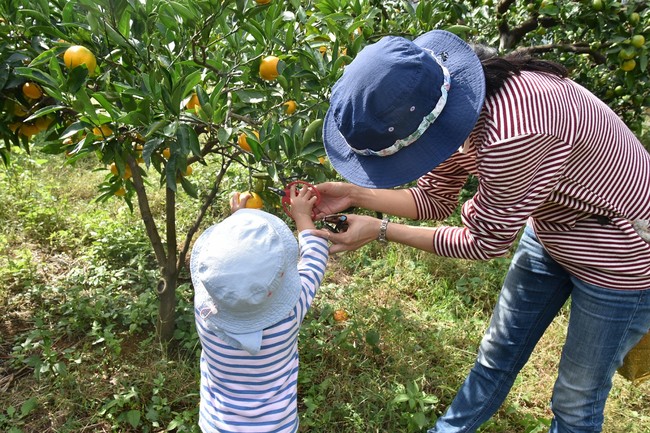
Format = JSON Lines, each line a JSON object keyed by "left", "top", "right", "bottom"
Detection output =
{"left": 318, "top": 156, "right": 326, "bottom": 165}
{"left": 186, "top": 93, "right": 200, "bottom": 110}
{"left": 35, "top": 116, "right": 53, "bottom": 131}
{"left": 631, "top": 35, "right": 645, "bottom": 49}
{"left": 63, "top": 45, "right": 97, "bottom": 75}
{"left": 183, "top": 165, "right": 193, "bottom": 176}
{"left": 319, "top": 46, "right": 327, "bottom": 55}
{"left": 333, "top": 309, "right": 349, "bottom": 322}
{"left": 259, "top": 56, "right": 280, "bottom": 81}
{"left": 237, "top": 130, "right": 259, "bottom": 152}
{"left": 255, "top": 0, "right": 272, "bottom": 4}
{"left": 19, "top": 123, "right": 40, "bottom": 138}
{"left": 240, "top": 191, "right": 264, "bottom": 209}
{"left": 114, "top": 187, "right": 126, "bottom": 197}
{"left": 13, "top": 103, "right": 28, "bottom": 117}
{"left": 22, "top": 82, "right": 43, "bottom": 99}
{"left": 93, "top": 124, "right": 113, "bottom": 137}
{"left": 283, "top": 100, "right": 297, "bottom": 115}
{"left": 621, "top": 59, "right": 636, "bottom": 72}
{"left": 109, "top": 163, "right": 131, "bottom": 179}
{"left": 162, "top": 147, "right": 171, "bottom": 159}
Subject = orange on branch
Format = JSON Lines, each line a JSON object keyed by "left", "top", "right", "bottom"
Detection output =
{"left": 63, "top": 45, "right": 97, "bottom": 75}
{"left": 240, "top": 192, "right": 264, "bottom": 209}
{"left": 283, "top": 100, "right": 297, "bottom": 114}
{"left": 238, "top": 130, "right": 259, "bottom": 152}
{"left": 259, "top": 56, "right": 280, "bottom": 81}
{"left": 186, "top": 93, "right": 200, "bottom": 110}
{"left": 35, "top": 116, "right": 53, "bottom": 131}
{"left": 93, "top": 124, "right": 113, "bottom": 137}
{"left": 19, "top": 123, "right": 40, "bottom": 138}
{"left": 110, "top": 163, "right": 132, "bottom": 180}
{"left": 621, "top": 59, "right": 636, "bottom": 72}
{"left": 22, "top": 82, "right": 43, "bottom": 99}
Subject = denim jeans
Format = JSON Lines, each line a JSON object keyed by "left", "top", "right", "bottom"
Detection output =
{"left": 428, "top": 225, "right": 650, "bottom": 433}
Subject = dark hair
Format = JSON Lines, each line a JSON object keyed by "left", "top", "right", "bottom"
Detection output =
{"left": 471, "top": 44, "right": 569, "bottom": 98}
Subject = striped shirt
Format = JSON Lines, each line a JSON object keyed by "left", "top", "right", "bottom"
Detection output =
{"left": 410, "top": 71, "right": 650, "bottom": 290}
{"left": 195, "top": 232, "right": 329, "bottom": 433}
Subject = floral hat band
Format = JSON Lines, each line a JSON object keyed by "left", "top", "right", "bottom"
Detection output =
{"left": 347, "top": 51, "right": 451, "bottom": 158}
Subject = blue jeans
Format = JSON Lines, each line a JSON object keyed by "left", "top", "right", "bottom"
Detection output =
{"left": 429, "top": 226, "right": 650, "bottom": 433}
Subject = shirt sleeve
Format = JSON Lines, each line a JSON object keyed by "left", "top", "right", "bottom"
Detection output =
{"left": 409, "top": 152, "right": 471, "bottom": 221}
{"left": 295, "top": 231, "right": 329, "bottom": 322}
{"left": 433, "top": 134, "right": 573, "bottom": 260}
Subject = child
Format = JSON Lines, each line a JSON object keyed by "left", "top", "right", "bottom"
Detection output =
{"left": 190, "top": 185, "right": 329, "bottom": 433}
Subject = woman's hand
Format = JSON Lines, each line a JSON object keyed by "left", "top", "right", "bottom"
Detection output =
{"left": 313, "top": 182, "right": 357, "bottom": 218}
{"left": 326, "top": 214, "right": 382, "bottom": 253}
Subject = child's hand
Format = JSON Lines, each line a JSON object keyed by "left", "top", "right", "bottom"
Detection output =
{"left": 289, "top": 185, "right": 318, "bottom": 231}
{"left": 230, "top": 192, "right": 249, "bottom": 214}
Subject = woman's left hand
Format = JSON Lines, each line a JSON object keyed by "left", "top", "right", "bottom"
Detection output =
{"left": 326, "top": 214, "right": 382, "bottom": 254}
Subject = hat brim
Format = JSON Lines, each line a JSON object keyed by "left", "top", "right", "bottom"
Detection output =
{"left": 191, "top": 210, "right": 302, "bottom": 335}
{"left": 323, "top": 30, "right": 485, "bottom": 189}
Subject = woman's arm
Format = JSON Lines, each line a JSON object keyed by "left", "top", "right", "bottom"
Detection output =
{"left": 326, "top": 214, "right": 437, "bottom": 254}
{"left": 315, "top": 182, "right": 419, "bottom": 219}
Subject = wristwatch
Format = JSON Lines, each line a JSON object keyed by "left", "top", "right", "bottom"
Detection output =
{"left": 377, "top": 218, "right": 390, "bottom": 244}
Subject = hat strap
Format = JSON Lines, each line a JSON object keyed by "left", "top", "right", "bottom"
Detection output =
{"left": 348, "top": 52, "right": 451, "bottom": 157}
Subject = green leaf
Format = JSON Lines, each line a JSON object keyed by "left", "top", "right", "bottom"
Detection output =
{"left": 302, "top": 118, "right": 323, "bottom": 144}
{"left": 91, "top": 93, "right": 122, "bottom": 119}
{"left": 125, "top": 410, "right": 141, "bottom": 428}
{"left": 179, "top": 175, "right": 198, "bottom": 198}
{"left": 24, "top": 105, "right": 66, "bottom": 122}
{"left": 21, "top": 397, "right": 38, "bottom": 417}
{"left": 235, "top": 89, "right": 266, "bottom": 104}
{"left": 392, "top": 394, "right": 410, "bottom": 404}
{"left": 242, "top": 21, "right": 266, "bottom": 46}
{"left": 14, "top": 67, "right": 58, "bottom": 89}
{"left": 175, "top": 124, "right": 198, "bottom": 156}
{"left": 73, "top": 87, "right": 100, "bottom": 123}
{"left": 365, "top": 329, "right": 380, "bottom": 346}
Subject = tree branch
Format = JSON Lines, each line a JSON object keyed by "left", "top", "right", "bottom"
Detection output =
{"left": 513, "top": 43, "right": 607, "bottom": 64}
{"left": 176, "top": 156, "right": 233, "bottom": 274}
{"left": 126, "top": 154, "right": 167, "bottom": 267}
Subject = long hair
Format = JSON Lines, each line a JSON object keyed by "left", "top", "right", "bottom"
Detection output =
{"left": 471, "top": 44, "right": 569, "bottom": 98}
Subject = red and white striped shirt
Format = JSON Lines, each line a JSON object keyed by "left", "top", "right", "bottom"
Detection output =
{"left": 410, "top": 71, "right": 650, "bottom": 290}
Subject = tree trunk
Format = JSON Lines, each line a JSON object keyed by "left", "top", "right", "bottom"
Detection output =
{"left": 157, "top": 186, "right": 178, "bottom": 345}
{"left": 157, "top": 272, "right": 178, "bottom": 345}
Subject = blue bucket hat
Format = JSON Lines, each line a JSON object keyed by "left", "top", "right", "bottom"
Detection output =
{"left": 323, "top": 30, "right": 485, "bottom": 188}
{"left": 191, "top": 209, "right": 301, "bottom": 355}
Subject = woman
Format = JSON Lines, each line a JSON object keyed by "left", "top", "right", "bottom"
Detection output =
{"left": 316, "top": 30, "right": 650, "bottom": 433}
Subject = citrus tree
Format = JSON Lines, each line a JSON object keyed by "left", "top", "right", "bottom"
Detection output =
{"left": 1, "top": 0, "right": 648, "bottom": 344}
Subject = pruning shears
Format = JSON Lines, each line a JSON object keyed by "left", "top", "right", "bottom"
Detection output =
{"left": 268, "top": 180, "right": 321, "bottom": 220}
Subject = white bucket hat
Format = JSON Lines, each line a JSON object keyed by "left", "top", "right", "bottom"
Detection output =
{"left": 191, "top": 209, "right": 301, "bottom": 354}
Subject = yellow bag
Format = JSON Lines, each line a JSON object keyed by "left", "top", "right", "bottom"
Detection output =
{"left": 618, "top": 331, "right": 650, "bottom": 385}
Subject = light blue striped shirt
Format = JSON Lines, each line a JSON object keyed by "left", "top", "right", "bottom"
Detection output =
{"left": 195, "top": 232, "right": 329, "bottom": 432}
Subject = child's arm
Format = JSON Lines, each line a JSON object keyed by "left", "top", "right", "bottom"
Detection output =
{"left": 296, "top": 232, "right": 329, "bottom": 322}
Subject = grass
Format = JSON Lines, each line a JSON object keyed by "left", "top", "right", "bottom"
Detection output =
{"left": 1, "top": 151, "right": 649, "bottom": 432}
